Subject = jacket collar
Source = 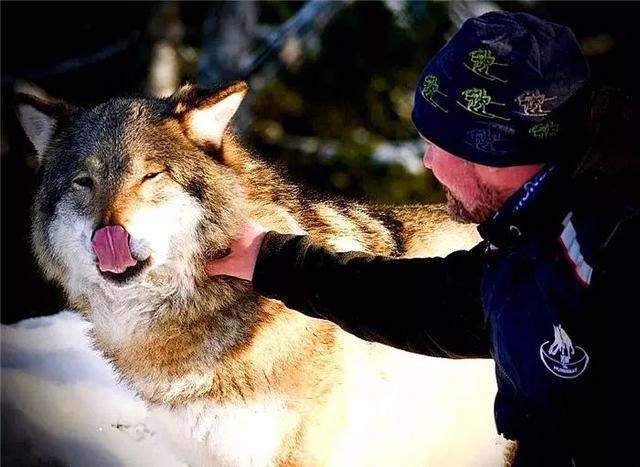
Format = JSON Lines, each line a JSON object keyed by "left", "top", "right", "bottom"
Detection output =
{"left": 477, "top": 163, "right": 572, "bottom": 249}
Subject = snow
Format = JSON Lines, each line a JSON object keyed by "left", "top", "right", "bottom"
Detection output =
{"left": 371, "top": 140, "right": 426, "bottom": 175}
{"left": 2, "top": 311, "right": 505, "bottom": 466}
{"left": 1, "top": 311, "right": 185, "bottom": 467}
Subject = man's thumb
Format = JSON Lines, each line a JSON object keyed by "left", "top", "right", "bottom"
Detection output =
{"left": 205, "top": 257, "right": 231, "bottom": 276}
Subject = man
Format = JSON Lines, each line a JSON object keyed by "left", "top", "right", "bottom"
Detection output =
{"left": 206, "top": 11, "right": 639, "bottom": 466}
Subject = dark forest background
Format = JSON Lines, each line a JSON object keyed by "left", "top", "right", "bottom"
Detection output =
{"left": 1, "top": 1, "right": 638, "bottom": 323}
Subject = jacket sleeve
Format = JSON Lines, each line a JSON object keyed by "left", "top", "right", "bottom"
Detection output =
{"left": 252, "top": 231, "right": 490, "bottom": 358}
{"left": 580, "top": 211, "right": 640, "bottom": 465}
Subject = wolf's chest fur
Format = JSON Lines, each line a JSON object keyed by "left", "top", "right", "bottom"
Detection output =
{"left": 89, "top": 288, "right": 347, "bottom": 466}
{"left": 151, "top": 399, "right": 294, "bottom": 467}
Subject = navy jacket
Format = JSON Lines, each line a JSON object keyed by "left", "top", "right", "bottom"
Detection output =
{"left": 253, "top": 165, "right": 640, "bottom": 466}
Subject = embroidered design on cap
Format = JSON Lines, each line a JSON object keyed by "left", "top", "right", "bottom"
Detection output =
{"left": 421, "top": 75, "right": 449, "bottom": 113}
{"left": 464, "top": 48, "right": 508, "bottom": 83}
{"left": 464, "top": 128, "right": 510, "bottom": 155}
{"left": 515, "top": 90, "right": 557, "bottom": 117}
{"left": 457, "top": 88, "right": 511, "bottom": 121}
{"left": 529, "top": 121, "right": 560, "bottom": 139}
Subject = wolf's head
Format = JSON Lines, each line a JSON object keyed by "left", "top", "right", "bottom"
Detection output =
{"left": 17, "top": 82, "right": 249, "bottom": 310}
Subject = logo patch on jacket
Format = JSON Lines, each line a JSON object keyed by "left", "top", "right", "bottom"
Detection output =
{"left": 539, "top": 324, "right": 589, "bottom": 379}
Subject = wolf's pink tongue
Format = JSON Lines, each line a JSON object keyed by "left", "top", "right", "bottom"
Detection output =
{"left": 92, "top": 225, "right": 138, "bottom": 273}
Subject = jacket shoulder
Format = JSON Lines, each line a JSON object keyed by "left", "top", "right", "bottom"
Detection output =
{"left": 563, "top": 173, "right": 639, "bottom": 268}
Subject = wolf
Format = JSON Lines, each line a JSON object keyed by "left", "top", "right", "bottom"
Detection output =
{"left": 16, "top": 81, "right": 510, "bottom": 466}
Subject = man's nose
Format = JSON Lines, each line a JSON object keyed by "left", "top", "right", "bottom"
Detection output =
{"left": 422, "top": 145, "right": 433, "bottom": 169}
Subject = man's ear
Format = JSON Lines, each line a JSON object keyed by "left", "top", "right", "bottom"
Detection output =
{"left": 15, "top": 89, "right": 74, "bottom": 166}
{"left": 171, "top": 81, "right": 248, "bottom": 150}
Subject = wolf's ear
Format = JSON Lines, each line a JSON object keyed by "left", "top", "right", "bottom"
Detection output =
{"left": 171, "top": 81, "right": 248, "bottom": 149}
{"left": 15, "top": 90, "right": 73, "bottom": 165}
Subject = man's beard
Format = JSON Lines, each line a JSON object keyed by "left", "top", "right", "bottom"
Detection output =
{"left": 444, "top": 186, "right": 503, "bottom": 224}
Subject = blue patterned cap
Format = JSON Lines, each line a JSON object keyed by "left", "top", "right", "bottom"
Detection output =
{"left": 412, "top": 11, "right": 590, "bottom": 167}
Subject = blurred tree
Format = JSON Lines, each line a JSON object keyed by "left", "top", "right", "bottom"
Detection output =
{"left": 247, "top": 1, "right": 451, "bottom": 204}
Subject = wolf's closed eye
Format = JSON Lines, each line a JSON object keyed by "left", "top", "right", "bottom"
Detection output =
{"left": 142, "top": 171, "right": 164, "bottom": 182}
{"left": 73, "top": 176, "right": 94, "bottom": 189}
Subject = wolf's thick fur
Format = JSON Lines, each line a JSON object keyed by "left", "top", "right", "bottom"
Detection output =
{"left": 18, "top": 82, "right": 508, "bottom": 466}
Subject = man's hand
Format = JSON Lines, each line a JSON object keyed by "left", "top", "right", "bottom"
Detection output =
{"left": 205, "top": 221, "right": 269, "bottom": 281}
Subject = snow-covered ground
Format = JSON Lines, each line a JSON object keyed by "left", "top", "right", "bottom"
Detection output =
{"left": 2, "top": 311, "right": 504, "bottom": 467}
{"left": 1, "top": 311, "right": 185, "bottom": 467}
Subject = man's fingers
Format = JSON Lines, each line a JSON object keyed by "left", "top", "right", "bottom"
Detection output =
{"left": 204, "top": 221, "right": 267, "bottom": 280}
